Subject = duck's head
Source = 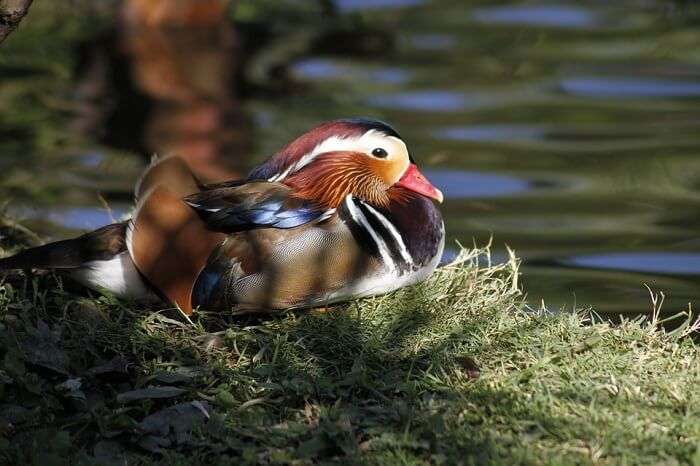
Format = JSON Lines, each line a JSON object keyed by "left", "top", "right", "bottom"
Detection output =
{"left": 249, "top": 118, "right": 443, "bottom": 209}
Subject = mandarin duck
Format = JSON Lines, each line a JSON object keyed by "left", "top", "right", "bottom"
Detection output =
{"left": 0, "top": 119, "right": 445, "bottom": 314}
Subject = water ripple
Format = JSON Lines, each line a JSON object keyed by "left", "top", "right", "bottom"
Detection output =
{"left": 19, "top": 206, "right": 130, "bottom": 231}
{"left": 292, "top": 58, "right": 409, "bottom": 84}
{"left": 435, "top": 125, "right": 544, "bottom": 143}
{"left": 472, "top": 4, "right": 598, "bottom": 29}
{"left": 335, "top": 0, "right": 423, "bottom": 12}
{"left": 560, "top": 76, "right": 700, "bottom": 99}
{"left": 425, "top": 169, "right": 529, "bottom": 199}
{"left": 368, "top": 90, "right": 473, "bottom": 111}
{"left": 564, "top": 252, "right": 700, "bottom": 275}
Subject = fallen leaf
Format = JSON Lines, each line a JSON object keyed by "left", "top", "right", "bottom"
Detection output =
{"left": 136, "top": 401, "right": 211, "bottom": 449}
{"left": 85, "top": 356, "right": 129, "bottom": 377}
{"left": 17, "top": 320, "right": 69, "bottom": 374}
{"left": 56, "top": 378, "right": 82, "bottom": 392}
{"left": 138, "top": 435, "right": 171, "bottom": 453}
{"left": 116, "top": 386, "right": 186, "bottom": 403}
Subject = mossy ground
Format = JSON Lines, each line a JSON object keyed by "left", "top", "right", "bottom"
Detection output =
{"left": 0, "top": 235, "right": 699, "bottom": 465}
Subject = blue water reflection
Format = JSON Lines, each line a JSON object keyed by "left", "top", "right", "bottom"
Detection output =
{"left": 472, "top": 4, "right": 598, "bottom": 29}
{"left": 432, "top": 123, "right": 670, "bottom": 152}
{"left": 435, "top": 125, "right": 544, "bottom": 143}
{"left": 564, "top": 253, "right": 700, "bottom": 275}
{"left": 44, "top": 207, "right": 128, "bottom": 231}
{"left": 369, "top": 90, "right": 472, "bottom": 111}
{"left": 560, "top": 77, "right": 700, "bottom": 99}
{"left": 408, "top": 34, "right": 455, "bottom": 51}
{"left": 292, "top": 59, "right": 409, "bottom": 84}
{"left": 80, "top": 152, "right": 105, "bottom": 168}
{"left": 335, "top": 0, "right": 423, "bottom": 12}
{"left": 425, "top": 169, "right": 530, "bottom": 199}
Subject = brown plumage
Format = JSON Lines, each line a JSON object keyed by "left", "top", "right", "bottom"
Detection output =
{"left": 130, "top": 186, "right": 225, "bottom": 314}
{"left": 130, "top": 156, "right": 225, "bottom": 313}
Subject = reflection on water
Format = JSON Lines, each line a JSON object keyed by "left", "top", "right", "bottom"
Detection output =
{"left": 472, "top": 4, "right": 599, "bottom": 29}
{"left": 79, "top": 152, "right": 106, "bottom": 168}
{"left": 425, "top": 170, "right": 530, "bottom": 199}
{"left": 292, "top": 58, "right": 410, "bottom": 84}
{"left": 435, "top": 125, "right": 544, "bottom": 143}
{"left": 408, "top": 34, "right": 455, "bottom": 51}
{"left": 1, "top": 0, "right": 699, "bottom": 315}
{"left": 43, "top": 207, "right": 129, "bottom": 231}
{"left": 76, "top": 0, "right": 248, "bottom": 183}
{"left": 432, "top": 123, "right": 699, "bottom": 153}
{"left": 565, "top": 252, "right": 700, "bottom": 276}
{"left": 9, "top": 205, "right": 130, "bottom": 232}
{"left": 335, "top": 0, "right": 424, "bottom": 12}
{"left": 560, "top": 76, "right": 700, "bottom": 98}
{"left": 369, "top": 91, "right": 474, "bottom": 111}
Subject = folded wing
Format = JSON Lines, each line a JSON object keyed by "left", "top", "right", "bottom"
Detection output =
{"left": 184, "top": 182, "right": 330, "bottom": 233}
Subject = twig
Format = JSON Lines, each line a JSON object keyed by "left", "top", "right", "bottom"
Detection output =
{"left": 0, "top": 0, "right": 34, "bottom": 45}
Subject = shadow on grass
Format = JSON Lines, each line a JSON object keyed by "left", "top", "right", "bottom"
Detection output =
{"left": 3, "top": 261, "right": 698, "bottom": 465}
{"left": 12, "top": 241, "right": 692, "bottom": 464}
{"left": 0, "top": 255, "right": 538, "bottom": 465}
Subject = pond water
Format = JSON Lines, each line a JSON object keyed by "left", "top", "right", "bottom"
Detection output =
{"left": 1, "top": 0, "right": 699, "bottom": 316}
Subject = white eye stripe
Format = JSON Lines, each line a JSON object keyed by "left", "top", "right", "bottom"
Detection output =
{"left": 268, "top": 130, "right": 408, "bottom": 182}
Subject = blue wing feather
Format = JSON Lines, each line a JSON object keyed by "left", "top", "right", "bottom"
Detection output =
{"left": 184, "top": 182, "right": 328, "bottom": 233}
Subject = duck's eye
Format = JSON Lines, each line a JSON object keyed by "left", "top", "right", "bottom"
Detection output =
{"left": 371, "top": 148, "right": 388, "bottom": 158}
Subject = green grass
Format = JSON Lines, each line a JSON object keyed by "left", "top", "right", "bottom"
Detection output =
{"left": 0, "top": 238, "right": 699, "bottom": 465}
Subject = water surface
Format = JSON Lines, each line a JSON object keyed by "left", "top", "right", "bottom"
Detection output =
{"left": 1, "top": 0, "right": 699, "bottom": 315}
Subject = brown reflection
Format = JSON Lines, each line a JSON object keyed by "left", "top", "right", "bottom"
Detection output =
{"left": 76, "top": 0, "right": 248, "bottom": 183}
{"left": 120, "top": 0, "right": 246, "bottom": 183}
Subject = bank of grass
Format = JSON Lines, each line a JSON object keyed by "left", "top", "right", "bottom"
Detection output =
{"left": 0, "top": 240, "right": 699, "bottom": 465}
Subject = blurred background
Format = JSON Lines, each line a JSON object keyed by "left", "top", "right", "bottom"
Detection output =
{"left": 0, "top": 0, "right": 699, "bottom": 316}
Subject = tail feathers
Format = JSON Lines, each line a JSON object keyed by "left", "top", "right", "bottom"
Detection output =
{"left": 0, "top": 222, "right": 128, "bottom": 270}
